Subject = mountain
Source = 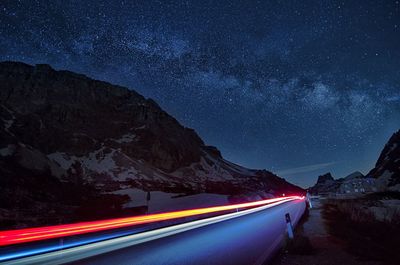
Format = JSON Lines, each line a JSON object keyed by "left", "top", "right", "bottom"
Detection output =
{"left": 308, "top": 171, "right": 366, "bottom": 195}
{"left": 344, "top": 171, "right": 364, "bottom": 181}
{"left": 0, "top": 61, "right": 303, "bottom": 228}
{"left": 308, "top": 173, "right": 340, "bottom": 194}
{"left": 368, "top": 130, "right": 400, "bottom": 190}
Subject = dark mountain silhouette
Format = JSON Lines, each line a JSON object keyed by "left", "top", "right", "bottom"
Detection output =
{"left": 368, "top": 130, "right": 400, "bottom": 188}
{"left": 308, "top": 173, "right": 340, "bottom": 194}
{"left": 0, "top": 61, "right": 303, "bottom": 228}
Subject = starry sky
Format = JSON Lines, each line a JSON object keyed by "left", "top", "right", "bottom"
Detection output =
{"left": 1, "top": 0, "right": 400, "bottom": 187}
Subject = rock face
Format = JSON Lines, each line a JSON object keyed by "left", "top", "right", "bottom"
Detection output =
{"left": 316, "top": 173, "right": 335, "bottom": 184}
{"left": 368, "top": 130, "right": 400, "bottom": 190}
{"left": 343, "top": 171, "right": 364, "bottom": 181}
{"left": 308, "top": 173, "right": 340, "bottom": 194}
{"left": 0, "top": 61, "right": 303, "bottom": 228}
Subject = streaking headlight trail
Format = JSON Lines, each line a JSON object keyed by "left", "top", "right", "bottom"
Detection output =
{"left": 0, "top": 196, "right": 305, "bottom": 264}
{"left": 0, "top": 196, "right": 301, "bottom": 247}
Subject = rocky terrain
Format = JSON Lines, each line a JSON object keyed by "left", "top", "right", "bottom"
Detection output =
{"left": 367, "top": 130, "right": 400, "bottom": 190}
{"left": 308, "top": 173, "right": 341, "bottom": 194}
{"left": 309, "top": 172, "right": 365, "bottom": 195}
{"left": 0, "top": 61, "right": 303, "bottom": 228}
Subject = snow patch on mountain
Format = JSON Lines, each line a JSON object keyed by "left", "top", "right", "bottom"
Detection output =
{"left": 48, "top": 149, "right": 142, "bottom": 181}
{"left": 1, "top": 106, "right": 15, "bottom": 131}
{"left": 48, "top": 152, "right": 75, "bottom": 169}
{"left": 0, "top": 144, "right": 15, "bottom": 156}
{"left": 113, "top": 133, "right": 137, "bottom": 143}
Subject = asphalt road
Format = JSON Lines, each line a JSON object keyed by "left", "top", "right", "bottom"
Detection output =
{"left": 1, "top": 197, "right": 306, "bottom": 265}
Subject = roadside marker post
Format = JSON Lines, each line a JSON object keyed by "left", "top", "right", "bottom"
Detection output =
{"left": 285, "top": 213, "right": 294, "bottom": 239}
{"left": 306, "top": 192, "right": 312, "bottom": 209}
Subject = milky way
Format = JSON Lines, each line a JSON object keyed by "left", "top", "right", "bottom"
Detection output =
{"left": 1, "top": 0, "right": 399, "bottom": 186}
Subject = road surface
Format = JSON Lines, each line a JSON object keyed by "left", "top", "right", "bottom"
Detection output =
{"left": 0, "top": 196, "right": 306, "bottom": 265}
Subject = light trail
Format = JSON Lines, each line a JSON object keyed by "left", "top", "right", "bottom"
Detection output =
{"left": 0, "top": 196, "right": 302, "bottom": 247}
{"left": 0, "top": 196, "right": 305, "bottom": 265}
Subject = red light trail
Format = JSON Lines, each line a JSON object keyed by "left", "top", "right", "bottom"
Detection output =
{"left": 0, "top": 196, "right": 303, "bottom": 247}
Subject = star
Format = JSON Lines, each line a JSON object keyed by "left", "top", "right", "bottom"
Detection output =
{"left": 1, "top": 0, "right": 399, "bottom": 187}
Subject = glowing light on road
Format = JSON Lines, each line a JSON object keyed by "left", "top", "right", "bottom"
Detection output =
{"left": 0, "top": 196, "right": 303, "bottom": 247}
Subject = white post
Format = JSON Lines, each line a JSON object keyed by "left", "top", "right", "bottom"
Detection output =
{"left": 285, "top": 213, "right": 294, "bottom": 239}
{"left": 306, "top": 192, "right": 312, "bottom": 209}
{"left": 146, "top": 191, "right": 151, "bottom": 214}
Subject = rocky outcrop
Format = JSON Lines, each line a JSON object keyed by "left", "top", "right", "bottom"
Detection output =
{"left": 316, "top": 173, "right": 335, "bottom": 184}
{"left": 308, "top": 173, "right": 341, "bottom": 194}
{"left": 0, "top": 61, "right": 204, "bottom": 173}
{"left": 343, "top": 171, "right": 364, "bottom": 180}
{"left": 0, "top": 61, "right": 303, "bottom": 228}
{"left": 368, "top": 130, "right": 400, "bottom": 190}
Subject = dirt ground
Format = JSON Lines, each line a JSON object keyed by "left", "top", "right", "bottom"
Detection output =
{"left": 270, "top": 199, "right": 382, "bottom": 265}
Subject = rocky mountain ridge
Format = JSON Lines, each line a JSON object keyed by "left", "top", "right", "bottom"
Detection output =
{"left": 308, "top": 171, "right": 366, "bottom": 195}
{"left": 309, "top": 172, "right": 342, "bottom": 194}
{"left": 368, "top": 130, "right": 400, "bottom": 188}
{"left": 0, "top": 61, "right": 303, "bottom": 228}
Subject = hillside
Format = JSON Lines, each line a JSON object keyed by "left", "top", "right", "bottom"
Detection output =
{"left": 368, "top": 130, "right": 400, "bottom": 190}
{"left": 0, "top": 61, "right": 303, "bottom": 228}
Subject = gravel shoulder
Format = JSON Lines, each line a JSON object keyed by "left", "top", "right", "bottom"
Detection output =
{"left": 270, "top": 199, "right": 382, "bottom": 265}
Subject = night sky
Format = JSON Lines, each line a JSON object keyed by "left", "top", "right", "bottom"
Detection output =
{"left": 1, "top": 0, "right": 400, "bottom": 187}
